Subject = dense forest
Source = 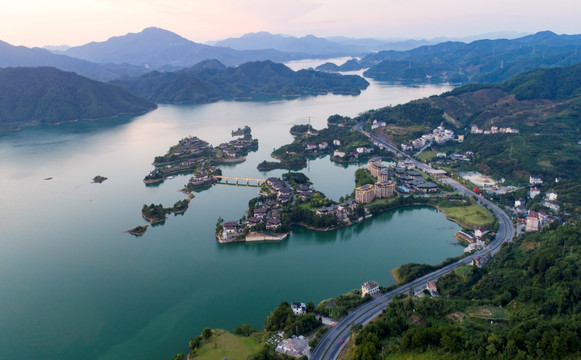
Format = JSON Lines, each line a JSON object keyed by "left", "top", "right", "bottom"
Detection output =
{"left": 348, "top": 222, "right": 581, "bottom": 359}
{"left": 112, "top": 60, "right": 369, "bottom": 104}
{"left": 0, "top": 67, "right": 156, "bottom": 129}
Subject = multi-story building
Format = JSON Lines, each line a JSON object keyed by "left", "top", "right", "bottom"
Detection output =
{"left": 361, "top": 281, "right": 380, "bottom": 297}
{"left": 375, "top": 180, "right": 395, "bottom": 198}
{"left": 355, "top": 184, "right": 375, "bottom": 203}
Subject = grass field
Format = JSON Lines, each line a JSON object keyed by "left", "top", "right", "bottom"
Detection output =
{"left": 453, "top": 265, "right": 472, "bottom": 280}
{"left": 417, "top": 151, "right": 438, "bottom": 162}
{"left": 195, "top": 329, "right": 262, "bottom": 360}
{"left": 438, "top": 203, "right": 495, "bottom": 229}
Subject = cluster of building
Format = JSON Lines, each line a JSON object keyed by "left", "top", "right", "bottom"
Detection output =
{"left": 171, "top": 136, "right": 209, "bottom": 157}
{"left": 471, "top": 125, "right": 519, "bottom": 134}
{"left": 401, "top": 125, "right": 460, "bottom": 151}
{"left": 393, "top": 168, "right": 439, "bottom": 193}
{"left": 315, "top": 199, "right": 358, "bottom": 223}
{"left": 458, "top": 227, "right": 488, "bottom": 253}
{"left": 354, "top": 158, "right": 397, "bottom": 203}
{"left": 275, "top": 336, "right": 310, "bottom": 358}
{"left": 216, "top": 135, "right": 257, "bottom": 158}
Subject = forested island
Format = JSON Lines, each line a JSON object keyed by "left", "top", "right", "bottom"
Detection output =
{"left": 0, "top": 67, "right": 156, "bottom": 130}
{"left": 111, "top": 60, "right": 369, "bottom": 104}
{"left": 257, "top": 121, "right": 378, "bottom": 170}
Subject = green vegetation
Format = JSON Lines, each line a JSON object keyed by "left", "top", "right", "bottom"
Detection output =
{"left": 183, "top": 329, "right": 262, "bottom": 360}
{"left": 0, "top": 67, "right": 156, "bottom": 129}
{"left": 259, "top": 126, "right": 375, "bottom": 170}
{"left": 264, "top": 302, "right": 322, "bottom": 336}
{"left": 349, "top": 223, "right": 581, "bottom": 360}
{"left": 126, "top": 225, "right": 148, "bottom": 236}
{"left": 327, "top": 114, "right": 357, "bottom": 127}
{"left": 290, "top": 124, "right": 315, "bottom": 135}
{"left": 354, "top": 168, "right": 375, "bottom": 187}
{"left": 438, "top": 203, "right": 495, "bottom": 229}
{"left": 233, "top": 324, "right": 256, "bottom": 337}
{"left": 113, "top": 60, "right": 369, "bottom": 104}
{"left": 140, "top": 200, "right": 190, "bottom": 224}
{"left": 317, "top": 290, "right": 372, "bottom": 318}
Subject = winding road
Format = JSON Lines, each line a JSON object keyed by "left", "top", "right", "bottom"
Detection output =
{"left": 310, "top": 129, "right": 516, "bottom": 360}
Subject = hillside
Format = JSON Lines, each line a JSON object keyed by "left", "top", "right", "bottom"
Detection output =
{"left": 317, "top": 31, "right": 581, "bottom": 85}
{"left": 112, "top": 60, "right": 369, "bottom": 103}
{"left": 347, "top": 222, "right": 581, "bottom": 360}
{"left": 358, "top": 63, "right": 581, "bottom": 211}
{"left": 59, "top": 27, "right": 297, "bottom": 68}
{"left": 0, "top": 40, "right": 146, "bottom": 81}
{"left": 0, "top": 67, "right": 157, "bottom": 129}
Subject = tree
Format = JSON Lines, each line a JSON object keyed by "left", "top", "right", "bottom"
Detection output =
{"left": 173, "top": 354, "right": 185, "bottom": 360}
{"left": 306, "top": 301, "right": 316, "bottom": 313}
{"left": 215, "top": 217, "right": 224, "bottom": 233}
{"left": 202, "top": 328, "right": 212, "bottom": 341}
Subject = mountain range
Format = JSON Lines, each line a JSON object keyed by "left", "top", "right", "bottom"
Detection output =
{"left": 317, "top": 31, "right": 581, "bottom": 84}
{"left": 55, "top": 27, "right": 297, "bottom": 69}
{"left": 111, "top": 60, "right": 369, "bottom": 104}
{"left": 0, "top": 67, "right": 156, "bottom": 129}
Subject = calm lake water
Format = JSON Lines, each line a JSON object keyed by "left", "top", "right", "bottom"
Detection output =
{"left": 0, "top": 73, "right": 457, "bottom": 360}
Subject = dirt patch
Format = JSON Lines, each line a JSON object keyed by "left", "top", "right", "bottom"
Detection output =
{"left": 447, "top": 311, "right": 466, "bottom": 324}
{"left": 410, "top": 314, "right": 426, "bottom": 326}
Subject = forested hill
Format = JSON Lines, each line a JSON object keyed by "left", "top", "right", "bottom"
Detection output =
{"left": 347, "top": 222, "right": 581, "bottom": 359}
{"left": 111, "top": 60, "right": 370, "bottom": 104}
{"left": 0, "top": 67, "right": 157, "bottom": 129}
{"left": 318, "top": 31, "right": 581, "bottom": 85}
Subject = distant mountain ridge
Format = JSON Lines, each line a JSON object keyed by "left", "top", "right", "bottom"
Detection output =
{"left": 57, "top": 27, "right": 298, "bottom": 68}
{"left": 0, "top": 67, "right": 156, "bottom": 129}
{"left": 211, "top": 31, "right": 434, "bottom": 55}
{"left": 317, "top": 31, "right": 581, "bottom": 85}
{"left": 111, "top": 60, "right": 369, "bottom": 104}
{"left": 0, "top": 40, "right": 147, "bottom": 81}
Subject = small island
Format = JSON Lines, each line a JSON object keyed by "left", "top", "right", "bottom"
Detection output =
{"left": 126, "top": 225, "right": 148, "bottom": 236}
{"left": 92, "top": 175, "right": 108, "bottom": 183}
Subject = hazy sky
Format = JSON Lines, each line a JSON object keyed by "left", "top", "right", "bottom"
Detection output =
{"left": 2, "top": 0, "right": 581, "bottom": 47}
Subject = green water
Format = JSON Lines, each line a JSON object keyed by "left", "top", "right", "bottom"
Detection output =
{"left": 0, "top": 78, "right": 459, "bottom": 360}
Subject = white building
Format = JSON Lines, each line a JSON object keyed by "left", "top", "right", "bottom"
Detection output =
{"left": 529, "top": 176, "right": 543, "bottom": 185}
{"left": 361, "top": 281, "right": 380, "bottom": 297}
{"left": 530, "top": 187, "right": 541, "bottom": 199}
{"left": 291, "top": 302, "right": 306, "bottom": 315}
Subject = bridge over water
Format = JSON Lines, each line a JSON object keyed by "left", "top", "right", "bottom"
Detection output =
{"left": 213, "top": 175, "right": 266, "bottom": 186}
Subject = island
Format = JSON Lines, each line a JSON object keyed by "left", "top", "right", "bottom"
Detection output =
{"left": 143, "top": 127, "right": 258, "bottom": 184}
{"left": 126, "top": 225, "right": 148, "bottom": 236}
{"left": 257, "top": 120, "right": 379, "bottom": 170}
{"left": 92, "top": 175, "right": 107, "bottom": 183}
{"left": 129, "top": 127, "right": 259, "bottom": 235}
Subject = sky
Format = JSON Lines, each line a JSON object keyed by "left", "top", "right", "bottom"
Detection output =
{"left": 2, "top": 0, "right": 581, "bottom": 47}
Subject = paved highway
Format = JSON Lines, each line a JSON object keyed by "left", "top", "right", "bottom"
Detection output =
{"left": 311, "top": 130, "right": 515, "bottom": 360}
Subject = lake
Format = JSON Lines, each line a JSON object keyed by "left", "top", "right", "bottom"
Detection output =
{"left": 0, "top": 73, "right": 457, "bottom": 360}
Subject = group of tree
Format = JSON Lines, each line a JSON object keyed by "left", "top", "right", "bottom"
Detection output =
{"left": 348, "top": 222, "right": 581, "bottom": 359}
{"left": 142, "top": 200, "right": 190, "bottom": 223}
{"left": 264, "top": 302, "right": 322, "bottom": 337}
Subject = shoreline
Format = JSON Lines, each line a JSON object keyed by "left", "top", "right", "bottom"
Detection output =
{"left": 391, "top": 268, "right": 402, "bottom": 284}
